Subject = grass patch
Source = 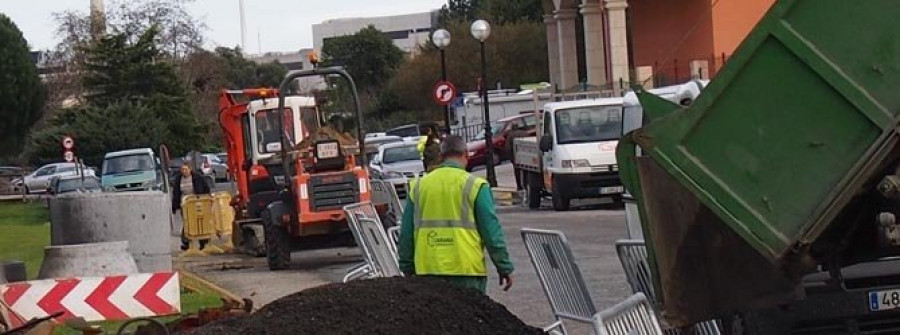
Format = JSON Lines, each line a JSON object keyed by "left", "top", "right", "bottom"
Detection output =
{"left": 53, "top": 290, "right": 224, "bottom": 334}
{"left": 0, "top": 201, "right": 50, "bottom": 279}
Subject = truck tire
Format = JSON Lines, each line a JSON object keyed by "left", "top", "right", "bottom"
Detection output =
{"left": 551, "top": 182, "right": 570, "bottom": 211}
{"left": 526, "top": 173, "right": 542, "bottom": 209}
{"left": 262, "top": 207, "right": 291, "bottom": 270}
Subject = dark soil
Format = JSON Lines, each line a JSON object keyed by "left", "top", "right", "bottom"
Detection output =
{"left": 187, "top": 277, "right": 544, "bottom": 335}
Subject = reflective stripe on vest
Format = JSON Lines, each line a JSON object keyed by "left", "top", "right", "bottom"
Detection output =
{"left": 411, "top": 168, "right": 487, "bottom": 276}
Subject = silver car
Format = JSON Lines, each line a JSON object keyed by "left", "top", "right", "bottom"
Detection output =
{"left": 14, "top": 163, "right": 96, "bottom": 194}
{"left": 369, "top": 141, "right": 425, "bottom": 199}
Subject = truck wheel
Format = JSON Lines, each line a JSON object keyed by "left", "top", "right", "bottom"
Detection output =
{"left": 262, "top": 208, "right": 290, "bottom": 270}
{"left": 551, "top": 182, "right": 570, "bottom": 211}
{"left": 526, "top": 173, "right": 541, "bottom": 209}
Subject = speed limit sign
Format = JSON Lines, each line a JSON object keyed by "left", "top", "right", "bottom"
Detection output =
{"left": 62, "top": 136, "right": 75, "bottom": 149}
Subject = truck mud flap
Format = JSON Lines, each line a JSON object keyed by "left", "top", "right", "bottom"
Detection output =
{"left": 636, "top": 157, "right": 803, "bottom": 327}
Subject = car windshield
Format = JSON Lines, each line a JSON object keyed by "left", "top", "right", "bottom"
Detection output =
{"left": 57, "top": 178, "right": 100, "bottom": 193}
{"left": 386, "top": 126, "right": 419, "bottom": 138}
{"left": 473, "top": 122, "right": 504, "bottom": 141}
{"left": 554, "top": 105, "right": 623, "bottom": 144}
{"left": 103, "top": 154, "right": 154, "bottom": 175}
{"left": 382, "top": 145, "right": 420, "bottom": 164}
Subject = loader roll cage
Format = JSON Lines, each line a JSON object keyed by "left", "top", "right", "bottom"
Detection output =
{"left": 274, "top": 66, "right": 366, "bottom": 189}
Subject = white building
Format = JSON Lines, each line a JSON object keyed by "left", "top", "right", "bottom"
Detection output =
{"left": 312, "top": 11, "right": 438, "bottom": 56}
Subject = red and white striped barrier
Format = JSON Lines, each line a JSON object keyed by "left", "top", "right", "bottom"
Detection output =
{"left": 0, "top": 272, "right": 180, "bottom": 323}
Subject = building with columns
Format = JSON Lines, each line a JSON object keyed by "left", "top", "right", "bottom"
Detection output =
{"left": 543, "top": 0, "right": 775, "bottom": 91}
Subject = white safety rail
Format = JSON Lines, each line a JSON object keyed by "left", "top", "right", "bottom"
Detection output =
{"left": 342, "top": 202, "right": 402, "bottom": 282}
{"left": 615, "top": 240, "right": 722, "bottom": 335}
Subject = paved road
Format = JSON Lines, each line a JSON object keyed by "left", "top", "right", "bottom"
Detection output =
{"left": 174, "top": 165, "right": 632, "bottom": 328}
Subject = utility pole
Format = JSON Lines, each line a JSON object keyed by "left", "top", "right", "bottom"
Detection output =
{"left": 239, "top": 0, "right": 247, "bottom": 52}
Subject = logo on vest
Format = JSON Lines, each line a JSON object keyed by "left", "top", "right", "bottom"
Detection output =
{"left": 426, "top": 231, "right": 455, "bottom": 247}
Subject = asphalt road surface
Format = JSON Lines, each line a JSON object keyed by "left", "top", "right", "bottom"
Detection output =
{"left": 174, "top": 163, "right": 632, "bottom": 329}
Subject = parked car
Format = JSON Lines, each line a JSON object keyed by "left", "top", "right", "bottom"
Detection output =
{"left": 14, "top": 163, "right": 95, "bottom": 194}
{"left": 363, "top": 135, "right": 404, "bottom": 163}
{"left": 202, "top": 154, "right": 229, "bottom": 182}
{"left": 369, "top": 141, "right": 425, "bottom": 199}
{"left": 385, "top": 122, "right": 439, "bottom": 141}
{"left": 101, "top": 148, "right": 165, "bottom": 192}
{"left": 48, "top": 175, "right": 102, "bottom": 195}
{"left": 466, "top": 113, "right": 537, "bottom": 170}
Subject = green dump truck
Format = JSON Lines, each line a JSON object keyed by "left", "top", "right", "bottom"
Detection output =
{"left": 618, "top": 0, "right": 900, "bottom": 333}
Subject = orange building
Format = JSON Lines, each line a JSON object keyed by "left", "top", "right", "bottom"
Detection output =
{"left": 629, "top": 0, "right": 776, "bottom": 85}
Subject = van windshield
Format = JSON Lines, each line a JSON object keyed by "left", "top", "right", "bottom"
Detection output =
{"left": 554, "top": 105, "right": 623, "bottom": 144}
{"left": 103, "top": 154, "right": 154, "bottom": 175}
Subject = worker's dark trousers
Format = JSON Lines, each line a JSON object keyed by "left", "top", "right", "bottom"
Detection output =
{"left": 513, "top": 166, "right": 523, "bottom": 190}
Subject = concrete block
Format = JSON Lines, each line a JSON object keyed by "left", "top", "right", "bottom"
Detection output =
{"left": 49, "top": 191, "right": 172, "bottom": 273}
{"left": 38, "top": 241, "right": 138, "bottom": 279}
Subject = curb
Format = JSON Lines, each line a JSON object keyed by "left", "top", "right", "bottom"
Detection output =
{"left": 177, "top": 268, "right": 246, "bottom": 308}
{"left": 492, "top": 187, "right": 522, "bottom": 206}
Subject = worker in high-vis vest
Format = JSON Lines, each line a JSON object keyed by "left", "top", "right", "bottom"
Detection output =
{"left": 398, "top": 135, "right": 514, "bottom": 293}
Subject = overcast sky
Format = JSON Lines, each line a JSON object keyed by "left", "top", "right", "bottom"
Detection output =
{"left": 1, "top": 0, "right": 446, "bottom": 53}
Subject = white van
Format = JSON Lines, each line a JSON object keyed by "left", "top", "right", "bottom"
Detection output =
{"left": 515, "top": 97, "right": 624, "bottom": 211}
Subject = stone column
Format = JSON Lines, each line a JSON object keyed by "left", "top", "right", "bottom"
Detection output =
{"left": 544, "top": 14, "right": 561, "bottom": 88}
{"left": 555, "top": 8, "right": 580, "bottom": 90}
{"left": 581, "top": 1, "right": 608, "bottom": 88}
{"left": 606, "top": 0, "right": 631, "bottom": 92}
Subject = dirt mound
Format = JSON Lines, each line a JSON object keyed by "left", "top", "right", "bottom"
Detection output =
{"left": 188, "top": 277, "right": 544, "bottom": 335}
{"left": 294, "top": 127, "right": 358, "bottom": 150}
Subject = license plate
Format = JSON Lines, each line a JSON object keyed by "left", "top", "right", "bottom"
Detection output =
{"left": 601, "top": 186, "right": 624, "bottom": 195}
{"left": 869, "top": 289, "right": 900, "bottom": 311}
{"left": 273, "top": 175, "right": 285, "bottom": 184}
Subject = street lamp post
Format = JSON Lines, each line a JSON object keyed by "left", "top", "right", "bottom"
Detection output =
{"left": 471, "top": 20, "right": 497, "bottom": 187}
{"left": 432, "top": 29, "right": 452, "bottom": 135}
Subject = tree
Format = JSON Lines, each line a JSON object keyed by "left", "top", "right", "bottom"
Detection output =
{"left": 26, "top": 101, "right": 168, "bottom": 166}
{"left": 321, "top": 26, "right": 406, "bottom": 102}
{"left": 387, "top": 20, "right": 548, "bottom": 117}
{"left": 439, "top": 0, "right": 543, "bottom": 25}
{"left": 0, "top": 14, "right": 46, "bottom": 159}
{"left": 81, "top": 27, "right": 205, "bottom": 154}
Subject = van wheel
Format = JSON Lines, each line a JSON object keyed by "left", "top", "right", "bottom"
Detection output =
{"left": 262, "top": 208, "right": 291, "bottom": 270}
{"left": 551, "top": 183, "right": 570, "bottom": 211}
{"left": 526, "top": 173, "right": 541, "bottom": 209}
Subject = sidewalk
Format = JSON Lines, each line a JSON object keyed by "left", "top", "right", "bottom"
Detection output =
{"left": 472, "top": 162, "right": 522, "bottom": 206}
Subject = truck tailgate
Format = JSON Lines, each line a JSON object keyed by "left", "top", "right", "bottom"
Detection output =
{"left": 513, "top": 137, "right": 541, "bottom": 172}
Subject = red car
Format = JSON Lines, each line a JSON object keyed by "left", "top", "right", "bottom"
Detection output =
{"left": 466, "top": 114, "right": 537, "bottom": 171}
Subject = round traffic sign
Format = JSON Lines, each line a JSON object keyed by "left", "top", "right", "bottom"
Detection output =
{"left": 63, "top": 150, "right": 74, "bottom": 162}
{"left": 432, "top": 81, "right": 457, "bottom": 106}
{"left": 62, "top": 136, "right": 74, "bottom": 149}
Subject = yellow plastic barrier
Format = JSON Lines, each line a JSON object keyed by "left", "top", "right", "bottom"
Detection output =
{"left": 211, "top": 191, "right": 235, "bottom": 251}
{"left": 180, "top": 195, "right": 223, "bottom": 256}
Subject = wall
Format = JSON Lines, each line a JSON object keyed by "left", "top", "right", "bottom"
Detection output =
{"left": 629, "top": 0, "right": 715, "bottom": 85}
{"left": 711, "top": 0, "right": 776, "bottom": 56}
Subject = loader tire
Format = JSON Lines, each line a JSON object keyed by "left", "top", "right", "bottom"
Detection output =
{"left": 262, "top": 208, "right": 290, "bottom": 270}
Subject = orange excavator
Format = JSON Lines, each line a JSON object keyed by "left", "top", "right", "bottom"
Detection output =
{"left": 218, "top": 66, "right": 371, "bottom": 270}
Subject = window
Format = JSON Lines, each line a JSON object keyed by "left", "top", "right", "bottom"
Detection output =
{"left": 35, "top": 166, "right": 54, "bottom": 176}
{"left": 102, "top": 154, "right": 155, "bottom": 176}
{"left": 542, "top": 111, "right": 552, "bottom": 137}
{"left": 242, "top": 115, "right": 253, "bottom": 161}
{"left": 382, "top": 145, "right": 421, "bottom": 164}
{"left": 256, "top": 108, "right": 295, "bottom": 154}
{"left": 522, "top": 115, "right": 537, "bottom": 128}
{"left": 554, "top": 106, "right": 623, "bottom": 145}
{"left": 473, "top": 122, "right": 504, "bottom": 141}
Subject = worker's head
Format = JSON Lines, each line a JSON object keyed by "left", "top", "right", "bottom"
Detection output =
{"left": 180, "top": 162, "right": 192, "bottom": 178}
{"left": 420, "top": 126, "right": 432, "bottom": 136}
{"left": 440, "top": 135, "right": 468, "bottom": 166}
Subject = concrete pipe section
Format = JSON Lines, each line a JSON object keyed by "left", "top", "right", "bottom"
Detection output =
{"left": 49, "top": 191, "right": 172, "bottom": 273}
{"left": 38, "top": 241, "right": 139, "bottom": 279}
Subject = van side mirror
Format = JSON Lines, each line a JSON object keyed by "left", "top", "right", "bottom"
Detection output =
{"left": 539, "top": 136, "right": 553, "bottom": 152}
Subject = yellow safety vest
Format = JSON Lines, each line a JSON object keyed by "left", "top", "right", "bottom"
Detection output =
{"left": 409, "top": 167, "right": 488, "bottom": 276}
